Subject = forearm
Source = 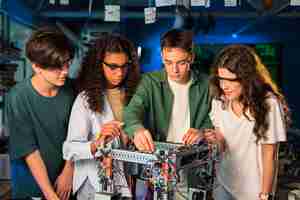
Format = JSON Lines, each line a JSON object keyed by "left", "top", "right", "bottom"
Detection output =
{"left": 261, "top": 144, "right": 277, "bottom": 193}
{"left": 25, "top": 150, "right": 59, "bottom": 200}
{"left": 123, "top": 80, "right": 149, "bottom": 138}
{"left": 123, "top": 107, "right": 145, "bottom": 138}
{"left": 62, "top": 160, "right": 74, "bottom": 173}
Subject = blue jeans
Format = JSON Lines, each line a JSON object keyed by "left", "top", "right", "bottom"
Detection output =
{"left": 213, "top": 183, "right": 236, "bottom": 200}
{"left": 135, "top": 179, "right": 149, "bottom": 200}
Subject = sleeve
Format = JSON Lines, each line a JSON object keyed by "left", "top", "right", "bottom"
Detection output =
{"left": 201, "top": 90, "right": 213, "bottom": 129}
{"left": 209, "top": 99, "right": 221, "bottom": 129}
{"left": 5, "top": 93, "right": 37, "bottom": 160}
{"left": 62, "top": 93, "right": 94, "bottom": 161}
{"left": 261, "top": 98, "right": 287, "bottom": 144}
{"left": 123, "top": 75, "right": 150, "bottom": 138}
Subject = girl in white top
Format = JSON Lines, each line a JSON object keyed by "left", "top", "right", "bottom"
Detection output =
{"left": 207, "top": 45, "right": 291, "bottom": 200}
{"left": 63, "top": 34, "right": 140, "bottom": 200}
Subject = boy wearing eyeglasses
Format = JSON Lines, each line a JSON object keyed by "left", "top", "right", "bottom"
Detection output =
{"left": 5, "top": 27, "right": 75, "bottom": 200}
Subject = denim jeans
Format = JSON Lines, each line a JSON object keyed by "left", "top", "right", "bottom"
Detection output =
{"left": 135, "top": 179, "right": 149, "bottom": 200}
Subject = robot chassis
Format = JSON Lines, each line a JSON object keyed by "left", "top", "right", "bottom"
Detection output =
{"left": 94, "top": 141, "right": 219, "bottom": 200}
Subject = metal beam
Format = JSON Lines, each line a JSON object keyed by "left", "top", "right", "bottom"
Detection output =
{"left": 0, "top": 8, "right": 36, "bottom": 29}
{"left": 56, "top": 21, "right": 87, "bottom": 51}
{"left": 40, "top": 10, "right": 300, "bottom": 19}
{"left": 88, "top": 0, "right": 93, "bottom": 16}
{"left": 36, "top": 0, "right": 46, "bottom": 12}
{"left": 232, "top": 1, "right": 290, "bottom": 35}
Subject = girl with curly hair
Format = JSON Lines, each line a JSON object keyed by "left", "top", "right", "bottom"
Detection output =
{"left": 63, "top": 33, "right": 140, "bottom": 200}
{"left": 207, "top": 45, "right": 291, "bottom": 200}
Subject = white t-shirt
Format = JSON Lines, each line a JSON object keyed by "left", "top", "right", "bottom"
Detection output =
{"left": 166, "top": 78, "right": 192, "bottom": 200}
{"left": 167, "top": 78, "right": 192, "bottom": 143}
{"left": 210, "top": 97, "right": 286, "bottom": 200}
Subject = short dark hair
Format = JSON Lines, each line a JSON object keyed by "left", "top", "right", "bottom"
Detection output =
{"left": 160, "top": 28, "right": 194, "bottom": 52}
{"left": 25, "top": 26, "right": 75, "bottom": 70}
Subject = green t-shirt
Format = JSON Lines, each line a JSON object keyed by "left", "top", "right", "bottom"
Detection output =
{"left": 5, "top": 78, "right": 75, "bottom": 198}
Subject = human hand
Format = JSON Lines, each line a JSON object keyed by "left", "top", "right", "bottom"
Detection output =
{"left": 99, "top": 120, "right": 124, "bottom": 138}
{"left": 182, "top": 128, "right": 203, "bottom": 145}
{"left": 94, "top": 121, "right": 124, "bottom": 147}
{"left": 203, "top": 128, "right": 226, "bottom": 152}
{"left": 101, "top": 156, "right": 113, "bottom": 178}
{"left": 133, "top": 128, "right": 155, "bottom": 152}
{"left": 54, "top": 162, "right": 73, "bottom": 200}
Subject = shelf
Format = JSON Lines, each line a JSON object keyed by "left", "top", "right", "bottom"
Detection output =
{"left": 0, "top": 52, "right": 21, "bottom": 63}
{"left": 0, "top": 154, "right": 10, "bottom": 180}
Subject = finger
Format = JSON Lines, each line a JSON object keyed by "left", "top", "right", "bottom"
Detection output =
{"left": 143, "top": 139, "right": 152, "bottom": 152}
{"left": 110, "top": 125, "right": 121, "bottom": 136}
{"left": 186, "top": 133, "right": 197, "bottom": 144}
{"left": 55, "top": 184, "right": 64, "bottom": 198}
{"left": 182, "top": 130, "right": 191, "bottom": 143}
{"left": 143, "top": 131, "right": 154, "bottom": 152}
{"left": 205, "top": 134, "right": 216, "bottom": 142}
{"left": 139, "top": 135, "right": 152, "bottom": 152}
{"left": 102, "top": 125, "right": 121, "bottom": 136}
{"left": 102, "top": 123, "right": 122, "bottom": 134}
{"left": 56, "top": 188, "right": 63, "bottom": 200}
{"left": 104, "top": 137, "right": 114, "bottom": 144}
{"left": 204, "top": 133, "right": 216, "bottom": 142}
{"left": 138, "top": 134, "right": 150, "bottom": 152}
{"left": 103, "top": 121, "right": 123, "bottom": 133}
{"left": 183, "top": 131, "right": 193, "bottom": 145}
{"left": 189, "top": 134, "right": 202, "bottom": 144}
{"left": 134, "top": 135, "right": 145, "bottom": 151}
{"left": 203, "top": 130, "right": 214, "bottom": 137}
{"left": 60, "top": 191, "right": 67, "bottom": 200}
{"left": 66, "top": 190, "right": 71, "bottom": 200}
{"left": 204, "top": 131, "right": 215, "bottom": 142}
{"left": 186, "top": 129, "right": 201, "bottom": 144}
{"left": 183, "top": 128, "right": 197, "bottom": 144}
{"left": 102, "top": 126, "right": 120, "bottom": 137}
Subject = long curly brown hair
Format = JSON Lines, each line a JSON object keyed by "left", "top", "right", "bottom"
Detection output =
{"left": 210, "top": 44, "right": 291, "bottom": 142}
{"left": 76, "top": 33, "right": 140, "bottom": 113}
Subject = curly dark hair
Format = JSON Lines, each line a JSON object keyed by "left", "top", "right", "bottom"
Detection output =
{"left": 210, "top": 44, "right": 291, "bottom": 142}
{"left": 76, "top": 33, "right": 140, "bottom": 113}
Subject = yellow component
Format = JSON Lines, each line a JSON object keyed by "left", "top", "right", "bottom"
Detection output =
{"left": 96, "top": 132, "right": 101, "bottom": 139}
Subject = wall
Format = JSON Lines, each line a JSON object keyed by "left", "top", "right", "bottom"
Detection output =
{"left": 123, "top": 16, "right": 300, "bottom": 127}
{"left": 4, "top": 4, "right": 300, "bottom": 127}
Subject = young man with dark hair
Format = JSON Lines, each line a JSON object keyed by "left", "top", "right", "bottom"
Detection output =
{"left": 5, "top": 27, "right": 75, "bottom": 200}
{"left": 123, "top": 29, "right": 213, "bottom": 199}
